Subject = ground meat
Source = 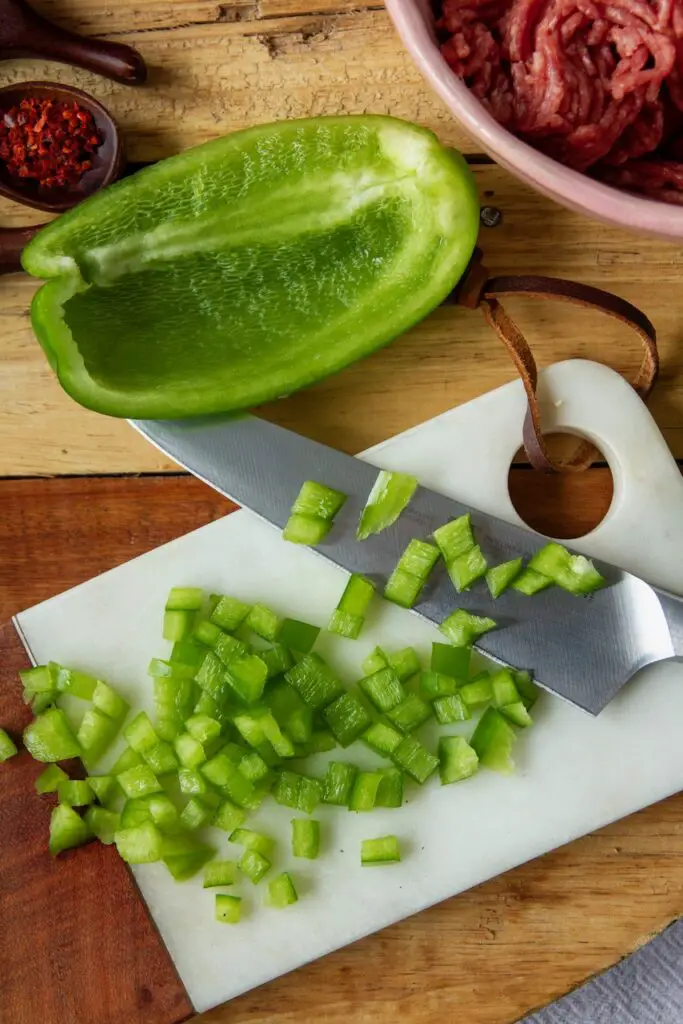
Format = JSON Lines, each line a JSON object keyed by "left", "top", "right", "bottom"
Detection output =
{"left": 438, "top": 0, "right": 683, "bottom": 202}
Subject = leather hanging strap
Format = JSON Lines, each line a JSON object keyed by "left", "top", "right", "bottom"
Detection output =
{"left": 451, "top": 248, "right": 659, "bottom": 473}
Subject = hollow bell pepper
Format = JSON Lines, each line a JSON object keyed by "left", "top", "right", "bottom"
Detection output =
{"left": 22, "top": 116, "right": 479, "bottom": 419}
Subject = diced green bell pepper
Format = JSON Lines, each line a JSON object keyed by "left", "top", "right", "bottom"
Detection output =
{"left": 58, "top": 779, "right": 94, "bottom": 807}
{"left": 0, "top": 728, "right": 18, "bottom": 762}
{"left": 291, "top": 818, "right": 320, "bottom": 859}
{"left": 115, "top": 821, "right": 163, "bottom": 863}
{"left": 439, "top": 735, "right": 479, "bottom": 784}
{"left": 85, "top": 805, "right": 121, "bottom": 844}
{"left": 432, "top": 693, "right": 470, "bottom": 724}
{"left": 486, "top": 558, "right": 523, "bottom": 598}
{"left": 266, "top": 872, "right": 298, "bottom": 908}
{"left": 246, "top": 603, "right": 283, "bottom": 642}
{"left": 501, "top": 701, "right": 533, "bottom": 727}
{"left": 77, "top": 707, "right": 120, "bottom": 768}
{"left": 470, "top": 708, "right": 517, "bottom": 774}
{"left": 419, "top": 670, "right": 458, "bottom": 700}
{"left": 362, "top": 647, "right": 388, "bottom": 676}
{"left": 229, "top": 828, "right": 275, "bottom": 858}
{"left": 162, "top": 833, "right": 216, "bottom": 881}
{"left": 239, "top": 848, "right": 271, "bottom": 884}
{"left": 278, "top": 618, "right": 321, "bottom": 654}
{"left": 166, "top": 587, "right": 203, "bottom": 611}
{"left": 124, "top": 711, "right": 158, "bottom": 754}
{"left": 359, "top": 667, "right": 405, "bottom": 713}
{"left": 439, "top": 610, "right": 497, "bottom": 647}
{"left": 321, "top": 761, "right": 357, "bottom": 806}
{"left": 54, "top": 666, "right": 97, "bottom": 700}
{"left": 391, "top": 736, "right": 438, "bottom": 784}
{"left": 212, "top": 799, "right": 247, "bottom": 833}
{"left": 361, "top": 835, "right": 401, "bottom": 865}
{"left": 514, "top": 670, "right": 540, "bottom": 709}
{"left": 117, "top": 764, "right": 163, "bottom": 799}
{"left": 446, "top": 546, "right": 488, "bottom": 592}
{"left": 285, "top": 653, "right": 343, "bottom": 709}
{"left": 49, "top": 804, "right": 91, "bottom": 856}
{"left": 512, "top": 568, "right": 553, "bottom": 596}
{"left": 203, "top": 860, "right": 237, "bottom": 888}
{"left": 323, "top": 692, "right": 372, "bottom": 747}
{"left": 375, "top": 768, "right": 404, "bottom": 808}
{"left": 386, "top": 694, "right": 432, "bottom": 734}
{"left": 215, "top": 893, "right": 242, "bottom": 924}
{"left": 210, "top": 595, "right": 251, "bottom": 632}
{"left": 460, "top": 673, "right": 493, "bottom": 706}
{"left": 362, "top": 720, "right": 402, "bottom": 757}
{"left": 430, "top": 638, "right": 473, "bottom": 679}
{"left": 433, "top": 514, "right": 475, "bottom": 562}
{"left": 36, "top": 764, "right": 68, "bottom": 794}
{"left": 349, "top": 771, "right": 384, "bottom": 812}
{"left": 23, "top": 708, "right": 80, "bottom": 762}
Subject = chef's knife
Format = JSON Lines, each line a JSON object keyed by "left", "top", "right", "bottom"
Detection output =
{"left": 131, "top": 414, "right": 683, "bottom": 714}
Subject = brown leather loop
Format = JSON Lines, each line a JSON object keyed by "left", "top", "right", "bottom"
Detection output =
{"left": 452, "top": 250, "right": 659, "bottom": 473}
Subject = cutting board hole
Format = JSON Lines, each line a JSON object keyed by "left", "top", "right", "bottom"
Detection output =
{"left": 508, "top": 434, "right": 613, "bottom": 539}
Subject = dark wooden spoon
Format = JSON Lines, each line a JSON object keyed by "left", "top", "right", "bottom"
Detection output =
{"left": 0, "top": 82, "right": 125, "bottom": 271}
{"left": 0, "top": 0, "right": 146, "bottom": 85}
{"left": 0, "top": 81, "right": 124, "bottom": 213}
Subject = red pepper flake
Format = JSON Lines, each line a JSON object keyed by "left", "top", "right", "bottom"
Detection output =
{"left": 0, "top": 96, "right": 103, "bottom": 190}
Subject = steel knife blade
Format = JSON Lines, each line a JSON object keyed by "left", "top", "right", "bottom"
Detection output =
{"left": 131, "top": 413, "right": 683, "bottom": 714}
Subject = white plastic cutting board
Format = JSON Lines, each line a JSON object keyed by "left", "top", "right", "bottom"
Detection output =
{"left": 14, "top": 359, "right": 683, "bottom": 1016}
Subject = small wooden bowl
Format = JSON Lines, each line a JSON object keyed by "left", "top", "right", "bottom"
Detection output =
{"left": 0, "top": 81, "right": 124, "bottom": 213}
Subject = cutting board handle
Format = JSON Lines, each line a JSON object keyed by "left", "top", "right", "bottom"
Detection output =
{"left": 367, "top": 359, "right": 683, "bottom": 594}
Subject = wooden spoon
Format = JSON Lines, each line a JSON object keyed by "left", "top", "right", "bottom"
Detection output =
{"left": 0, "top": 0, "right": 146, "bottom": 85}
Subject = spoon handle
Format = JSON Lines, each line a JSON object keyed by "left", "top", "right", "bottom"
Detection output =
{"left": 0, "top": 225, "right": 41, "bottom": 274}
{"left": 0, "top": 0, "right": 147, "bottom": 85}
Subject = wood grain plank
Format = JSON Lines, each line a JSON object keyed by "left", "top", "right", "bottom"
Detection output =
{"left": 2, "top": 163, "right": 681, "bottom": 475}
{"left": 0, "top": 621, "right": 194, "bottom": 1024}
{"left": 1, "top": 3, "right": 471, "bottom": 163}
{"left": 1, "top": 472, "right": 682, "bottom": 1024}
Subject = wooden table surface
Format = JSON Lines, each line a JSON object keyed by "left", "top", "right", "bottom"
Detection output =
{"left": 1, "top": 2, "right": 683, "bottom": 1022}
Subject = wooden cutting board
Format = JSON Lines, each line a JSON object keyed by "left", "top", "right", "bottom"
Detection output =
{"left": 3, "top": 359, "right": 683, "bottom": 1023}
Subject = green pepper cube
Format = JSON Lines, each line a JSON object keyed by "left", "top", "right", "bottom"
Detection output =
{"left": 84, "top": 806, "right": 120, "bottom": 845}
{"left": 486, "top": 558, "right": 523, "bottom": 599}
{"left": 359, "top": 667, "right": 405, "bottom": 713}
{"left": 225, "top": 654, "right": 268, "bottom": 704}
{"left": 147, "top": 793, "right": 180, "bottom": 830}
{"left": 212, "top": 799, "right": 246, "bottom": 833}
{"left": 166, "top": 586, "right": 203, "bottom": 611}
{"left": 178, "top": 767, "right": 209, "bottom": 796}
{"left": 203, "top": 860, "right": 237, "bottom": 888}
{"left": 35, "top": 763, "right": 68, "bottom": 794}
{"left": 321, "top": 761, "right": 357, "bottom": 807}
{"left": 54, "top": 667, "right": 97, "bottom": 700}
{"left": 23, "top": 707, "right": 80, "bottom": 762}
{"left": 238, "top": 750, "right": 270, "bottom": 782}
{"left": 375, "top": 768, "right": 404, "bottom": 808}
{"left": 114, "top": 821, "right": 163, "bottom": 864}
{"left": 193, "top": 619, "right": 224, "bottom": 648}
{"left": 460, "top": 673, "right": 493, "bottom": 706}
{"left": 349, "top": 771, "right": 383, "bottom": 812}
{"left": 285, "top": 653, "right": 343, "bottom": 709}
{"left": 430, "top": 642, "right": 470, "bottom": 680}
{"left": 215, "top": 893, "right": 242, "bottom": 924}
{"left": 360, "top": 835, "right": 401, "bottom": 865}
{"left": 266, "top": 871, "right": 298, "bottom": 908}
{"left": 323, "top": 692, "right": 372, "bottom": 747}
{"left": 58, "top": 779, "right": 93, "bottom": 807}
{"left": 386, "top": 693, "right": 432, "bottom": 734}
{"left": 447, "top": 545, "right": 488, "bottom": 592}
{"left": 362, "top": 647, "right": 388, "bottom": 676}
{"left": 291, "top": 818, "right": 320, "bottom": 859}
{"left": 512, "top": 568, "right": 553, "bottom": 596}
{"left": 362, "top": 720, "right": 402, "bottom": 757}
{"left": 383, "top": 568, "right": 424, "bottom": 609}
{"left": 500, "top": 701, "right": 533, "bottom": 727}
{"left": 174, "top": 732, "right": 206, "bottom": 770}
{"left": 279, "top": 619, "right": 321, "bottom": 654}
{"left": 433, "top": 514, "right": 475, "bottom": 562}
{"left": 49, "top": 804, "right": 91, "bottom": 856}
{"left": 419, "top": 670, "right": 458, "bottom": 700}
{"left": 111, "top": 746, "right": 143, "bottom": 776}
{"left": 0, "top": 728, "right": 18, "bottom": 763}
{"left": 163, "top": 609, "right": 194, "bottom": 642}
{"left": 439, "top": 735, "right": 479, "bottom": 784}
{"left": 162, "top": 833, "right": 216, "bottom": 881}
{"left": 117, "top": 764, "right": 163, "bottom": 799}
{"left": 282, "top": 513, "right": 331, "bottom": 546}
{"left": 123, "top": 711, "right": 158, "bottom": 754}
{"left": 20, "top": 663, "right": 57, "bottom": 696}
{"left": 180, "top": 796, "right": 213, "bottom": 830}
{"left": 239, "top": 848, "right": 271, "bottom": 884}
{"left": 514, "top": 670, "right": 540, "bottom": 709}
{"left": 291, "top": 480, "right": 347, "bottom": 521}
{"left": 391, "top": 736, "right": 439, "bottom": 784}
{"left": 433, "top": 693, "right": 470, "bottom": 724}
{"left": 185, "top": 714, "right": 222, "bottom": 746}
{"left": 491, "top": 669, "right": 520, "bottom": 708}
{"left": 78, "top": 707, "right": 120, "bottom": 768}
{"left": 470, "top": 708, "right": 517, "bottom": 774}
{"left": 327, "top": 609, "right": 364, "bottom": 639}
{"left": 439, "top": 610, "right": 497, "bottom": 647}
{"left": 261, "top": 644, "right": 294, "bottom": 680}
{"left": 229, "top": 828, "right": 275, "bottom": 858}
{"left": 210, "top": 595, "right": 251, "bottom": 632}
{"left": 120, "top": 797, "right": 152, "bottom": 830}
{"left": 398, "top": 539, "right": 440, "bottom": 579}
{"left": 246, "top": 603, "right": 283, "bottom": 642}
{"left": 387, "top": 647, "right": 421, "bottom": 682}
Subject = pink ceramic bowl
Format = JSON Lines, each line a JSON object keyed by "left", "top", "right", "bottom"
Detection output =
{"left": 386, "top": 0, "right": 683, "bottom": 241}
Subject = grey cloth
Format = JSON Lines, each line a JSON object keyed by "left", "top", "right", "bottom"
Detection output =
{"left": 521, "top": 919, "right": 683, "bottom": 1024}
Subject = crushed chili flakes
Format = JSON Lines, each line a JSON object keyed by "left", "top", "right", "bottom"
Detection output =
{"left": 0, "top": 96, "right": 103, "bottom": 190}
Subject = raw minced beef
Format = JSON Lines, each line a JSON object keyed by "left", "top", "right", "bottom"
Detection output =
{"left": 438, "top": 0, "right": 683, "bottom": 202}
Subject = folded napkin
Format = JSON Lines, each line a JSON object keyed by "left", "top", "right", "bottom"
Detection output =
{"left": 521, "top": 919, "right": 683, "bottom": 1024}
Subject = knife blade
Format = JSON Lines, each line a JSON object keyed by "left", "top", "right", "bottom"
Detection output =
{"left": 130, "top": 413, "right": 683, "bottom": 714}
